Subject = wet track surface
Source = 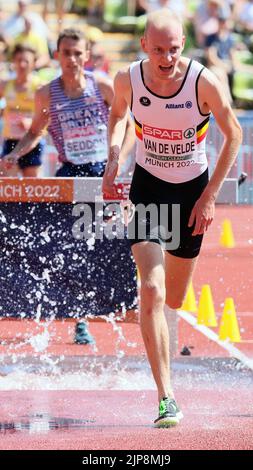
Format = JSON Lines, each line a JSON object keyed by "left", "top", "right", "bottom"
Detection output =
{"left": 0, "top": 357, "right": 253, "bottom": 450}
{"left": 0, "top": 207, "right": 252, "bottom": 449}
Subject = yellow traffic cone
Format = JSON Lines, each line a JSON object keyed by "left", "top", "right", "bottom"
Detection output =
{"left": 181, "top": 281, "right": 197, "bottom": 313}
{"left": 197, "top": 284, "right": 217, "bottom": 327}
{"left": 219, "top": 297, "right": 241, "bottom": 342}
{"left": 219, "top": 219, "right": 235, "bottom": 248}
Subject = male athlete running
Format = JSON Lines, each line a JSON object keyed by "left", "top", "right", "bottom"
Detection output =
{"left": 102, "top": 9, "right": 242, "bottom": 427}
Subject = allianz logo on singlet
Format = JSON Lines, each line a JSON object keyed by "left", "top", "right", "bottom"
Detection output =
{"left": 165, "top": 101, "right": 192, "bottom": 109}
{"left": 139, "top": 96, "right": 193, "bottom": 109}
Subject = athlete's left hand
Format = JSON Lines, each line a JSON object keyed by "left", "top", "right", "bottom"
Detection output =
{"left": 188, "top": 192, "right": 215, "bottom": 236}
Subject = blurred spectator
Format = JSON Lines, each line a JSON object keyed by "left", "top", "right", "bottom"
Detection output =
{"left": 236, "top": 0, "right": 253, "bottom": 33}
{"left": 85, "top": 42, "right": 110, "bottom": 76}
{"left": 84, "top": 25, "right": 111, "bottom": 74}
{"left": 12, "top": 16, "right": 50, "bottom": 69}
{"left": 0, "top": 5, "right": 5, "bottom": 40}
{"left": 87, "top": 1, "right": 104, "bottom": 18}
{"left": 205, "top": 14, "right": 235, "bottom": 102}
{"left": 0, "top": 44, "right": 45, "bottom": 177}
{"left": 194, "top": 0, "right": 231, "bottom": 47}
{"left": 1, "top": 1, "right": 49, "bottom": 43}
{"left": 42, "top": 0, "right": 70, "bottom": 34}
{"left": 0, "top": 37, "right": 9, "bottom": 80}
{"left": 136, "top": 0, "right": 187, "bottom": 19}
{"left": 232, "top": 0, "right": 247, "bottom": 21}
{"left": 204, "top": 12, "right": 253, "bottom": 103}
{"left": 86, "top": 24, "right": 104, "bottom": 45}
{"left": 227, "top": 0, "right": 237, "bottom": 13}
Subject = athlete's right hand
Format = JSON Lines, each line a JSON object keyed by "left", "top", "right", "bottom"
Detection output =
{"left": 102, "top": 159, "right": 119, "bottom": 199}
{"left": 2, "top": 153, "right": 17, "bottom": 170}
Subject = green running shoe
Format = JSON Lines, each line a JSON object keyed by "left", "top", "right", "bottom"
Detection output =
{"left": 154, "top": 397, "right": 183, "bottom": 428}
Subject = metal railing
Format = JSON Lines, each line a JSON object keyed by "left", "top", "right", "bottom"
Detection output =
{"left": 207, "top": 115, "right": 253, "bottom": 204}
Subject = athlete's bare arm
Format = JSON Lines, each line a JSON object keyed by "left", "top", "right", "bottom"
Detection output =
{"left": 95, "top": 73, "right": 114, "bottom": 107}
{"left": 2, "top": 83, "right": 50, "bottom": 166}
{"left": 118, "top": 115, "right": 135, "bottom": 173}
{"left": 189, "top": 68, "right": 242, "bottom": 235}
{"left": 96, "top": 72, "right": 135, "bottom": 173}
{"left": 102, "top": 68, "right": 132, "bottom": 197}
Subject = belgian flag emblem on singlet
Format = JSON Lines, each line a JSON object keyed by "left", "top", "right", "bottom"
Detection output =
{"left": 196, "top": 117, "right": 210, "bottom": 144}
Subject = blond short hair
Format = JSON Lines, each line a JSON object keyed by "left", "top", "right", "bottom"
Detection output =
{"left": 144, "top": 8, "right": 183, "bottom": 37}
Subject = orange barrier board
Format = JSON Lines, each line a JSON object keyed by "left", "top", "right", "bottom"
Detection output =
{"left": 0, "top": 178, "right": 74, "bottom": 203}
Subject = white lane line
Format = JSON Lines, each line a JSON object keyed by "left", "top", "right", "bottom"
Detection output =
{"left": 178, "top": 309, "right": 253, "bottom": 371}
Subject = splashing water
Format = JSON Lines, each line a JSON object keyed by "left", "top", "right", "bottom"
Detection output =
{"left": 0, "top": 200, "right": 140, "bottom": 394}
{"left": 28, "top": 329, "right": 50, "bottom": 354}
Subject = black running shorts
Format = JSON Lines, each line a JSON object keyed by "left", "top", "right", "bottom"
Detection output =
{"left": 128, "top": 164, "right": 209, "bottom": 259}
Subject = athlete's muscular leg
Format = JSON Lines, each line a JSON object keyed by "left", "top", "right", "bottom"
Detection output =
{"left": 165, "top": 252, "right": 198, "bottom": 308}
{"left": 131, "top": 241, "right": 174, "bottom": 401}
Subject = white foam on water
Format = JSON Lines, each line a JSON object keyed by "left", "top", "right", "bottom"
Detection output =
{"left": 86, "top": 235, "right": 95, "bottom": 250}
{"left": 42, "top": 269, "right": 51, "bottom": 283}
{"left": 0, "top": 369, "right": 155, "bottom": 391}
{"left": 28, "top": 330, "right": 50, "bottom": 353}
{"left": 0, "top": 210, "right": 7, "bottom": 224}
{"left": 87, "top": 291, "right": 96, "bottom": 298}
{"left": 40, "top": 225, "right": 53, "bottom": 243}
